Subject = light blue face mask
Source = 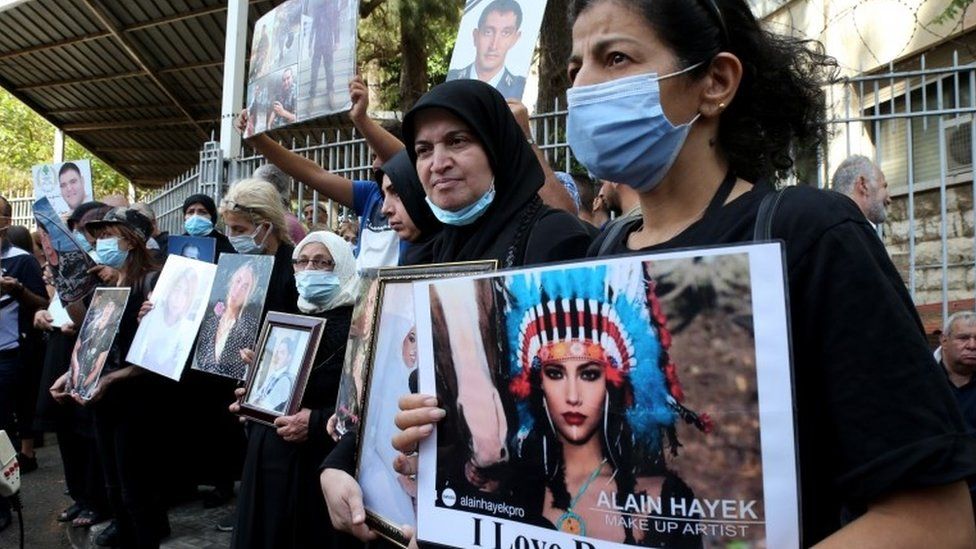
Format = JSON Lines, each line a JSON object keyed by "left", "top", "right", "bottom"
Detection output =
{"left": 184, "top": 215, "right": 214, "bottom": 237}
{"left": 566, "top": 64, "right": 703, "bottom": 193}
{"left": 294, "top": 270, "right": 340, "bottom": 303}
{"left": 229, "top": 224, "right": 269, "bottom": 254}
{"left": 95, "top": 237, "right": 128, "bottom": 268}
{"left": 73, "top": 231, "right": 93, "bottom": 253}
{"left": 425, "top": 184, "right": 496, "bottom": 226}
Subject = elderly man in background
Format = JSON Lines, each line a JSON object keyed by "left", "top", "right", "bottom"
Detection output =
{"left": 831, "top": 155, "right": 891, "bottom": 225}
{"left": 939, "top": 311, "right": 976, "bottom": 520}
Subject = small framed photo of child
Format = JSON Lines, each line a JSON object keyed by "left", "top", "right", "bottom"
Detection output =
{"left": 238, "top": 312, "right": 326, "bottom": 426}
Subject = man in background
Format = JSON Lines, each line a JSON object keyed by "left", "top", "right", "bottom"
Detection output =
{"left": 938, "top": 311, "right": 976, "bottom": 520}
{"left": 831, "top": 154, "right": 891, "bottom": 226}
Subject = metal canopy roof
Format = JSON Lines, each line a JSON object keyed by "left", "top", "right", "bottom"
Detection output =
{"left": 0, "top": 0, "right": 283, "bottom": 187}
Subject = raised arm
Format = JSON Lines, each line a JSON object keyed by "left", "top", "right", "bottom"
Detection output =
{"left": 348, "top": 75, "right": 404, "bottom": 164}
{"left": 238, "top": 111, "right": 355, "bottom": 208}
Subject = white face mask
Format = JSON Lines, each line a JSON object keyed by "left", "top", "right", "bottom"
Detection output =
{"left": 229, "top": 223, "right": 269, "bottom": 254}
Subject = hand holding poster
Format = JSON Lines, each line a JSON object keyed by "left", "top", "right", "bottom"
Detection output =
{"left": 414, "top": 244, "right": 798, "bottom": 548}
{"left": 32, "top": 160, "right": 93, "bottom": 217}
{"left": 244, "top": 0, "right": 360, "bottom": 136}
{"left": 127, "top": 255, "right": 218, "bottom": 381}
{"left": 445, "top": 0, "right": 549, "bottom": 101}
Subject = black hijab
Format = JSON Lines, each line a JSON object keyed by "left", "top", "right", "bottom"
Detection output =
{"left": 402, "top": 79, "right": 544, "bottom": 265}
{"left": 380, "top": 149, "right": 441, "bottom": 266}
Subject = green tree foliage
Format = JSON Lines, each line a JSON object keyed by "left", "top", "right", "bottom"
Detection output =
{"left": 933, "top": 0, "right": 974, "bottom": 25}
{"left": 358, "top": 0, "right": 461, "bottom": 111}
{"left": 0, "top": 89, "right": 130, "bottom": 198}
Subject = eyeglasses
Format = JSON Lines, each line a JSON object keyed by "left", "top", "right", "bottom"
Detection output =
{"left": 291, "top": 258, "right": 335, "bottom": 270}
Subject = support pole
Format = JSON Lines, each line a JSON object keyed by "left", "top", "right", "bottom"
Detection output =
{"left": 220, "top": 0, "right": 248, "bottom": 160}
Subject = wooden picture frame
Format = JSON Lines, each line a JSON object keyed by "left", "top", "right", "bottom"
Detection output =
{"left": 354, "top": 260, "right": 497, "bottom": 547}
{"left": 238, "top": 312, "right": 326, "bottom": 426}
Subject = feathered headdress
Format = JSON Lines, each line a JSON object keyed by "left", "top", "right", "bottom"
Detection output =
{"left": 501, "top": 262, "right": 710, "bottom": 458}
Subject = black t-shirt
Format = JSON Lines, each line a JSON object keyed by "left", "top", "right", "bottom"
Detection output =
{"left": 591, "top": 183, "right": 976, "bottom": 545}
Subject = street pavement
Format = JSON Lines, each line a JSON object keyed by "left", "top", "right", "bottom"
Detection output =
{"left": 0, "top": 437, "right": 235, "bottom": 548}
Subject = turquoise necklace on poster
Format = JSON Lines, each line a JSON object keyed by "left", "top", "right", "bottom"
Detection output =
{"left": 556, "top": 458, "right": 607, "bottom": 536}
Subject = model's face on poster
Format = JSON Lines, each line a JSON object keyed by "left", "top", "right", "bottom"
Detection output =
{"left": 473, "top": 10, "right": 521, "bottom": 75}
{"left": 165, "top": 273, "right": 196, "bottom": 318}
{"left": 541, "top": 357, "right": 607, "bottom": 444}
{"left": 413, "top": 108, "right": 494, "bottom": 211}
{"left": 59, "top": 169, "right": 87, "bottom": 210}
{"left": 96, "top": 301, "right": 118, "bottom": 330}
{"left": 228, "top": 266, "right": 256, "bottom": 308}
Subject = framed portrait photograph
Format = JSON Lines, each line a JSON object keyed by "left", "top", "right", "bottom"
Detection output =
{"left": 413, "top": 244, "right": 799, "bottom": 549}
{"left": 333, "top": 272, "right": 381, "bottom": 437}
{"left": 168, "top": 235, "right": 217, "bottom": 263}
{"left": 66, "top": 287, "right": 131, "bottom": 400}
{"left": 127, "top": 255, "right": 218, "bottom": 381}
{"left": 239, "top": 312, "right": 326, "bottom": 426}
{"left": 192, "top": 254, "right": 275, "bottom": 380}
{"left": 352, "top": 260, "right": 497, "bottom": 548}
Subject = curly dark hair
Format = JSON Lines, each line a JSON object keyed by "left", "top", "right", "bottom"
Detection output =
{"left": 568, "top": 0, "right": 838, "bottom": 183}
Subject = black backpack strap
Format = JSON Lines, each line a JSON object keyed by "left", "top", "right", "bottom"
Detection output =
{"left": 598, "top": 215, "right": 637, "bottom": 256}
{"left": 753, "top": 187, "right": 789, "bottom": 241}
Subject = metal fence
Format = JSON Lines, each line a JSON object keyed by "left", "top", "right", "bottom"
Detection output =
{"left": 822, "top": 52, "right": 976, "bottom": 324}
{"left": 7, "top": 72, "right": 972, "bottom": 326}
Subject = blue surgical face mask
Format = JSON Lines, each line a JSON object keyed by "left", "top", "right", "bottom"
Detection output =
{"left": 294, "top": 270, "right": 340, "bottom": 303}
{"left": 425, "top": 183, "right": 495, "bottom": 226}
{"left": 229, "top": 223, "right": 269, "bottom": 254}
{"left": 73, "top": 231, "right": 93, "bottom": 253}
{"left": 566, "top": 64, "right": 703, "bottom": 193}
{"left": 184, "top": 215, "right": 214, "bottom": 237}
{"left": 96, "top": 237, "right": 128, "bottom": 268}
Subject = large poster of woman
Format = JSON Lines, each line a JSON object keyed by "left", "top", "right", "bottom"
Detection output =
{"left": 192, "top": 254, "right": 275, "bottom": 380}
{"left": 413, "top": 243, "right": 797, "bottom": 549}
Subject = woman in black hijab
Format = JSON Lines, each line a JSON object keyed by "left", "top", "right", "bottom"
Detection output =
{"left": 377, "top": 149, "right": 441, "bottom": 266}
{"left": 402, "top": 79, "right": 591, "bottom": 267}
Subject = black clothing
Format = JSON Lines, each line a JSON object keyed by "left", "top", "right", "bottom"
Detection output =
{"left": 382, "top": 150, "right": 441, "bottom": 266}
{"left": 941, "top": 363, "right": 976, "bottom": 511}
{"left": 591, "top": 183, "right": 976, "bottom": 545}
{"left": 232, "top": 305, "right": 362, "bottom": 549}
{"left": 402, "top": 79, "right": 591, "bottom": 267}
{"left": 91, "top": 270, "right": 175, "bottom": 548}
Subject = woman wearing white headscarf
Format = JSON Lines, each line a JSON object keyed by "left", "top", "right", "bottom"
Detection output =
{"left": 231, "top": 231, "right": 363, "bottom": 549}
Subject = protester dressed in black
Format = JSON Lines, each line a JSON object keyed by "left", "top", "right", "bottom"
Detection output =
{"left": 401, "top": 79, "right": 591, "bottom": 267}
{"left": 232, "top": 231, "right": 362, "bottom": 549}
{"left": 566, "top": 0, "right": 976, "bottom": 545}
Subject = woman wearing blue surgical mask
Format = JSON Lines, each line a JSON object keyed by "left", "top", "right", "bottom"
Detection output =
{"left": 181, "top": 194, "right": 235, "bottom": 260}
{"left": 227, "top": 230, "right": 362, "bottom": 549}
{"left": 565, "top": 0, "right": 974, "bottom": 546}
{"left": 49, "top": 207, "right": 170, "bottom": 548}
{"left": 394, "top": 2, "right": 976, "bottom": 548}
{"left": 402, "top": 79, "right": 591, "bottom": 268}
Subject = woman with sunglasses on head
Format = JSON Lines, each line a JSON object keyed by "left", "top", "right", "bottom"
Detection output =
{"left": 49, "top": 207, "right": 170, "bottom": 548}
{"left": 229, "top": 231, "right": 363, "bottom": 549}
{"left": 393, "top": 1, "right": 976, "bottom": 547}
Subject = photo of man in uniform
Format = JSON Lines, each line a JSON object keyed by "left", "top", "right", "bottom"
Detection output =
{"left": 446, "top": 0, "right": 527, "bottom": 99}
{"left": 267, "top": 67, "right": 298, "bottom": 129}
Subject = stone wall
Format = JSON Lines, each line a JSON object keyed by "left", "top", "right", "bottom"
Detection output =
{"left": 884, "top": 183, "right": 975, "bottom": 306}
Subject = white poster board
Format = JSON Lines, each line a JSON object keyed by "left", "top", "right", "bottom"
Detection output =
{"left": 32, "top": 160, "right": 94, "bottom": 217}
{"left": 414, "top": 243, "right": 799, "bottom": 549}
{"left": 127, "top": 255, "right": 218, "bottom": 381}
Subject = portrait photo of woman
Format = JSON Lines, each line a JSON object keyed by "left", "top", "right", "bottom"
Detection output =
{"left": 194, "top": 255, "right": 274, "bottom": 379}
{"left": 67, "top": 288, "right": 129, "bottom": 400}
